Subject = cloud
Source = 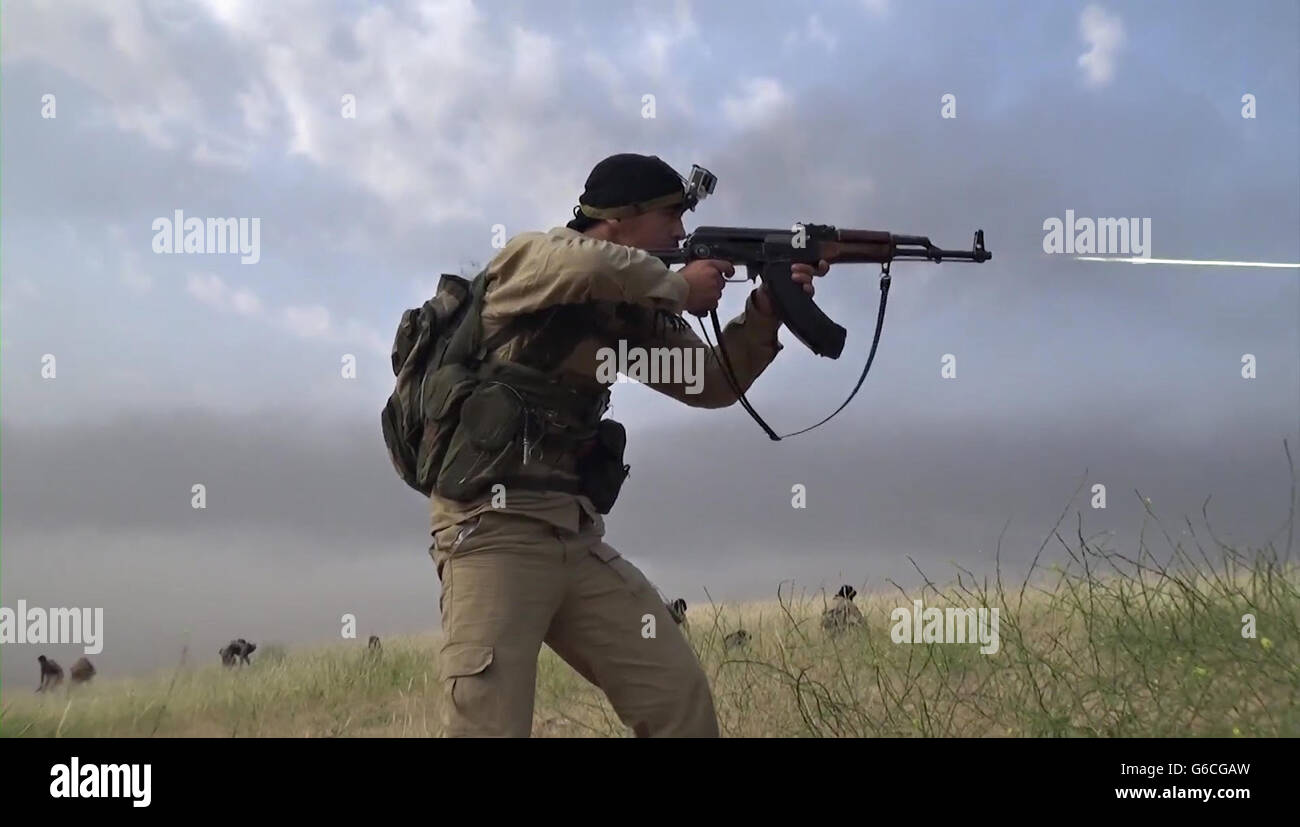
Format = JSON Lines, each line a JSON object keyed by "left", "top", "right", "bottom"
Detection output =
{"left": 722, "top": 78, "right": 790, "bottom": 131}
{"left": 2, "top": 400, "right": 1294, "bottom": 686}
{"left": 199, "top": 0, "right": 259, "bottom": 31}
{"left": 0, "top": 279, "right": 40, "bottom": 318}
{"left": 510, "top": 26, "right": 558, "bottom": 96}
{"left": 1078, "top": 5, "right": 1125, "bottom": 88}
{"left": 186, "top": 273, "right": 229, "bottom": 308}
{"left": 4, "top": 0, "right": 613, "bottom": 232}
{"left": 783, "top": 14, "right": 838, "bottom": 54}
{"left": 1, "top": 1, "right": 217, "bottom": 152}
{"left": 805, "top": 15, "right": 837, "bottom": 51}
{"left": 189, "top": 0, "right": 527, "bottom": 224}
{"left": 639, "top": 0, "right": 700, "bottom": 80}
{"left": 582, "top": 51, "right": 628, "bottom": 110}
{"left": 0, "top": 524, "right": 444, "bottom": 685}
{"left": 230, "top": 288, "right": 262, "bottom": 316}
{"left": 119, "top": 250, "right": 152, "bottom": 294}
{"left": 283, "top": 304, "right": 331, "bottom": 338}
{"left": 191, "top": 138, "right": 252, "bottom": 169}
{"left": 121, "top": 268, "right": 153, "bottom": 294}
{"left": 236, "top": 80, "right": 276, "bottom": 136}
{"left": 183, "top": 275, "right": 384, "bottom": 356}
{"left": 861, "top": 0, "right": 890, "bottom": 17}
{"left": 103, "top": 226, "right": 152, "bottom": 293}
{"left": 281, "top": 305, "right": 388, "bottom": 358}
{"left": 185, "top": 273, "right": 260, "bottom": 317}
{"left": 7, "top": 400, "right": 1295, "bottom": 565}
{"left": 342, "top": 319, "right": 389, "bottom": 358}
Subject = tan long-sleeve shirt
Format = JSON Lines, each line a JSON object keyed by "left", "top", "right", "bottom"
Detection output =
{"left": 429, "top": 226, "right": 785, "bottom": 537}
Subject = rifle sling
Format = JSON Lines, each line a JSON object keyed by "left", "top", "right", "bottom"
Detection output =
{"left": 700, "top": 267, "right": 892, "bottom": 441}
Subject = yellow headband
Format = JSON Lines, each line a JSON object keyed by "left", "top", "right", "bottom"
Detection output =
{"left": 577, "top": 191, "right": 685, "bottom": 220}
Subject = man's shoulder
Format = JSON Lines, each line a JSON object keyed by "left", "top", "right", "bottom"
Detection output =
{"left": 502, "top": 226, "right": 581, "bottom": 250}
{"left": 487, "top": 226, "right": 578, "bottom": 268}
{"left": 501, "top": 226, "right": 646, "bottom": 260}
{"left": 490, "top": 227, "right": 653, "bottom": 281}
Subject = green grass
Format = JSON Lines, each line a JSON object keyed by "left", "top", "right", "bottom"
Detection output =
{"left": 3, "top": 498, "right": 1297, "bottom": 737}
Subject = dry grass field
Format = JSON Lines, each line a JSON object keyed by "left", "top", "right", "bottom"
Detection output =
{"left": 4, "top": 525, "right": 1296, "bottom": 738}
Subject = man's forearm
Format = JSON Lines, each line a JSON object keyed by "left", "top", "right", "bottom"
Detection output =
{"left": 635, "top": 288, "right": 784, "bottom": 408}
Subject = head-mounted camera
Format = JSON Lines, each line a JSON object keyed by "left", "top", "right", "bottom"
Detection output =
{"left": 681, "top": 164, "right": 717, "bottom": 210}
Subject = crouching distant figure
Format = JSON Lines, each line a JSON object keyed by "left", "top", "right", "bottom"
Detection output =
{"left": 37, "top": 655, "right": 63, "bottom": 692}
{"left": 821, "top": 585, "right": 864, "bottom": 634}
{"left": 70, "top": 657, "right": 97, "bottom": 686}
{"left": 219, "top": 638, "right": 257, "bottom": 667}
{"left": 666, "top": 598, "right": 688, "bottom": 627}
{"left": 723, "top": 629, "right": 750, "bottom": 650}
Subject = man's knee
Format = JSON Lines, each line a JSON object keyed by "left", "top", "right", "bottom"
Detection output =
{"left": 640, "top": 658, "right": 719, "bottom": 738}
{"left": 614, "top": 626, "right": 718, "bottom": 738}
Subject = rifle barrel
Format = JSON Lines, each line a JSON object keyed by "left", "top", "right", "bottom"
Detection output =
{"left": 646, "top": 228, "right": 990, "bottom": 265}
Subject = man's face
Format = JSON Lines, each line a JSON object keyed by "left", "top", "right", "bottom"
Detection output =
{"left": 609, "top": 205, "right": 687, "bottom": 251}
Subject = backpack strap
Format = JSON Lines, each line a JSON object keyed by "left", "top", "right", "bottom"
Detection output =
{"left": 440, "top": 269, "right": 491, "bottom": 368}
{"left": 448, "top": 268, "right": 595, "bottom": 377}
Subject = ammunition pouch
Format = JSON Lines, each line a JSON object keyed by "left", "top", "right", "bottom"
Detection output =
{"left": 415, "top": 363, "right": 479, "bottom": 494}
{"left": 575, "top": 419, "right": 631, "bottom": 514}
{"left": 436, "top": 379, "right": 529, "bottom": 502}
{"left": 433, "top": 359, "right": 629, "bottom": 510}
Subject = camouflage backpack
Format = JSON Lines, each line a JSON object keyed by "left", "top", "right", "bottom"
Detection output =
{"left": 380, "top": 271, "right": 485, "bottom": 496}
{"left": 382, "top": 268, "right": 625, "bottom": 507}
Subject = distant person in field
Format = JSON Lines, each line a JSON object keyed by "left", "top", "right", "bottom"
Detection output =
{"left": 70, "top": 657, "right": 97, "bottom": 685}
{"left": 822, "top": 585, "right": 864, "bottom": 634}
{"left": 219, "top": 638, "right": 256, "bottom": 666}
{"left": 37, "top": 655, "right": 63, "bottom": 692}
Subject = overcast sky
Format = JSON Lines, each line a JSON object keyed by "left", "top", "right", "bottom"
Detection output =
{"left": 2, "top": 0, "right": 1297, "bottom": 687}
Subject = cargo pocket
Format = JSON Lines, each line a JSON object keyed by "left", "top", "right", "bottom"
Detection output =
{"left": 589, "top": 543, "right": 651, "bottom": 597}
{"left": 430, "top": 516, "right": 485, "bottom": 586}
{"left": 440, "top": 642, "right": 495, "bottom": 723}
{"left": 433, "top": 516, "right": 484, "bottom": 555}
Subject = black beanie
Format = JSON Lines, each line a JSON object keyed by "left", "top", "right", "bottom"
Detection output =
{"left": 565, "top": 153, "right": 686, "bottom": 231}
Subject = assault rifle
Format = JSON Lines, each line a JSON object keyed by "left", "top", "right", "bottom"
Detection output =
{"left": 646, "top": 224, "right": 992, "bottom": 440}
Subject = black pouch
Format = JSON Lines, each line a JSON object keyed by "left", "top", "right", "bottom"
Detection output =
{"left": 577, "top": 419, "right": 631, "bottom": 514}
{"left": 435, "top": 382, "right": 526, "bottom": 502}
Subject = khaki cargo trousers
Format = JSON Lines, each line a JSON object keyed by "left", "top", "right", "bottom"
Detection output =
{"left": 429, "top": 508, "right": 719, "bottom": 737}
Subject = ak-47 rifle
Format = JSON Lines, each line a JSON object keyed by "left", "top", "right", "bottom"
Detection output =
{"left": 647, "top": 208, "right": 992, "bottom": 440}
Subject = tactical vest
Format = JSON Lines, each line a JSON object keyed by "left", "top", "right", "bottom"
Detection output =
{"left": 430, "top": 273, "right": 631, "bottom": 513}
